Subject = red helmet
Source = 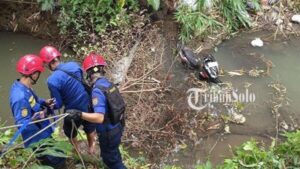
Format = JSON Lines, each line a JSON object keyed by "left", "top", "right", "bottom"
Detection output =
{"left": 16, "top": 54, "right": 44, "bottom": 75}
{"left": 82, "top": 52, "right": 107, "bottom": 72}
{"left": 39, "top": 45, "right": 61, "bottom": 63}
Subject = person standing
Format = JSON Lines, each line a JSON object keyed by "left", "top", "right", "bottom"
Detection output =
{"left": 9, "top": 54, "right": 65, "bottom": 168}
{"left": 67, "top": 52, "right": 126, "bottom": 169}
{"left": 39, "top": 46, "right": 96, "bottom": 154}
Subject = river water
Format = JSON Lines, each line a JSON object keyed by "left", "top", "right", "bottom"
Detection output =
{"left": 163, "top": 31, "right": 300, "bottom": 167}
{"left": 0, "top": 32, "right": 51, "bottom": 125}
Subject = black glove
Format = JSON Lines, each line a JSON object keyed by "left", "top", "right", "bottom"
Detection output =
{"left": 65, "top": 109, "right": 82, "bottom": 121}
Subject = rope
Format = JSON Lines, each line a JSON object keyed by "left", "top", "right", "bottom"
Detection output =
{"left": 0, "top": 114, "right": 68, "bottom": 158}
{"left": 0, "top": 114, "right": 66, "bottom": 131}
{"left": 0, "top": 112, "right": 46, "bottom": 154}
{"left": 71, "top": 120, "right": 87, "bottom": 169}
{"left": 72, "top": 120, "right": 98, "bottom": 160}
{"left": 0, "top": 119, "right": 31, "bottom": 154}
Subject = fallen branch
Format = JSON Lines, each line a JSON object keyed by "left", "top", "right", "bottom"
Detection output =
{"left": 111, "top": 38, "right": 142, "bottom": 85}
{"left": 121, "top": 87, "right": 162, "bottom": 93}
{"left": 0, "top": 0, "right": 38, "bottom": 4}
{"left": 120, "top": 63, "right": 162, "bottom": 91}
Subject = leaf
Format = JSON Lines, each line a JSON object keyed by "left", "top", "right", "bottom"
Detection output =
{"left": 27, "top": 164, "right": 54, "bottom": 169}
{"left": 4, "top": 129, "right": 13, "bottom": 136}
{"left": 197, "top": 161, "right": 213, "bottom": 169}
{"left": 147, "top": 0, "right": 160, "bottom": 11}
{"left": 36, "top": 149, "right": 70, "bottom": 158}
{"left": 243, "top": 141, "right": 255, "bottom": 151}
{"left": 29, "top": 138, "right": 72, "bottom": 158}
{"left": 117, "top": 0, "right": 126, "bottom": 8}
{"left": 238, "top": 160, "right": 258, "bottom": 168}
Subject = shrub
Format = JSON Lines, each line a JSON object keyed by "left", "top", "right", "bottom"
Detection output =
{"left": 58, "top": 0, "right": 138, "bottom": 38}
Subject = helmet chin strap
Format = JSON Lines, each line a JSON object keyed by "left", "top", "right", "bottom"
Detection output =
{"left": 29, "top": 72, "right": 40, "bottom": 85}
{"left": 48, "top": 58, "right": 60, "bottom": 71}
{"left": 88, "top": 66, "right": 106, "bottom": 83}
{"left": 48, "top": 64, "right": 55, "bottom": 71}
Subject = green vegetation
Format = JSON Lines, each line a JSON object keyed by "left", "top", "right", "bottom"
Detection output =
{"left": 175, "top": 0, "right": 261, "bottom": 42}
{"left": 220, "top": 0, "right": 252, "bottom": 31}
{"left": 147, "top": 0, "right": 160, "bottom": 11}
{"left": 165, "top": 130, "right": 300, "bottom": 169}
{"left": 0, "top": 128, "right": 72, "bottom": 169}
{"left": 120, "top": 146, "right": 150, "bottom": 169}
{"left": 35, "top": 0, "right": 263, "bottom": 43}
{"left": 29, "top": 138, "right": 72, "bottom": 159}
{"left": 175, "top": 4, "right": 223, "bottom": 42}
{"left": 0, "top": 127, "right": 149, "bottom": 168}
{"left": 57, "top": 0, "right": 138, "bottom": 38}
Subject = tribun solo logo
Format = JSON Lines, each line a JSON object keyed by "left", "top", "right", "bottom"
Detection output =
{"left": 187, "top": 88, "right": 256, "bottom": 110}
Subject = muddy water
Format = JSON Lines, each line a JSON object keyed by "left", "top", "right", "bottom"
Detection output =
{"left": 164, "top": 31, "right": 300, "bottom": 167}
{"left": 215, "top": 32, "right": 300, "bottom": 131}
{"left": 0, "top": 32, "right": 51, "bottom": 124}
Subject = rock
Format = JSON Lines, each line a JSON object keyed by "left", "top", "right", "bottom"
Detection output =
{"left": 291, "top": 14, "right": 300, "bottom": 24}
{"left": 251, "top": 38, "right": 264, "bottom": 47}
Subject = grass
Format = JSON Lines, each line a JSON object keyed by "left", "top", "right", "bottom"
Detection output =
{"left": 175, "top": 0, "right": 261, "bottom": 42}
{"left": 164, "top": 130, "right": 300, "bottom": 169}
{"left": 175, "top": 5, "right": 223, "bottom": 42}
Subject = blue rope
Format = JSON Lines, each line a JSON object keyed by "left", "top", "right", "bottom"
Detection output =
{"left": 0, "top": 119, "right": 30, "bottom": 156}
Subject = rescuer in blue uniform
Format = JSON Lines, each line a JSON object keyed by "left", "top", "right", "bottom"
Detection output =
{"left": 67, "top": 53, "right": 126, "bottom": 169}
{"left": 39, "top": 46, "right": 96, "bottom": 153}
{"left": 9, "top": 54, "right": 66, "bottom": 168}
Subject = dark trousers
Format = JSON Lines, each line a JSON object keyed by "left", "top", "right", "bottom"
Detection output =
{"left": 38, "top": 155, "right": 66, "bottom": 169}
{"left": 98, "top": 124, "right": 126, "bottom": 169}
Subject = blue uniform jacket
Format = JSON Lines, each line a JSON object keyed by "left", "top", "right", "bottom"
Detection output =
{"left": 9, "top": 80, "right": 53, "bottom": 147}
{"left": 92, "top": 77, "right": 119, "bottom": 132}
{"left": 47, "top": 62, "right": 90, "bottom": 112}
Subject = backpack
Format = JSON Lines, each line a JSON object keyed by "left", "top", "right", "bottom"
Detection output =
{"left": 96, "top": 83, "right": 126, "bottom": 126}
{"left": 58, "top": 68, "right": 126, "bottom": 126}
